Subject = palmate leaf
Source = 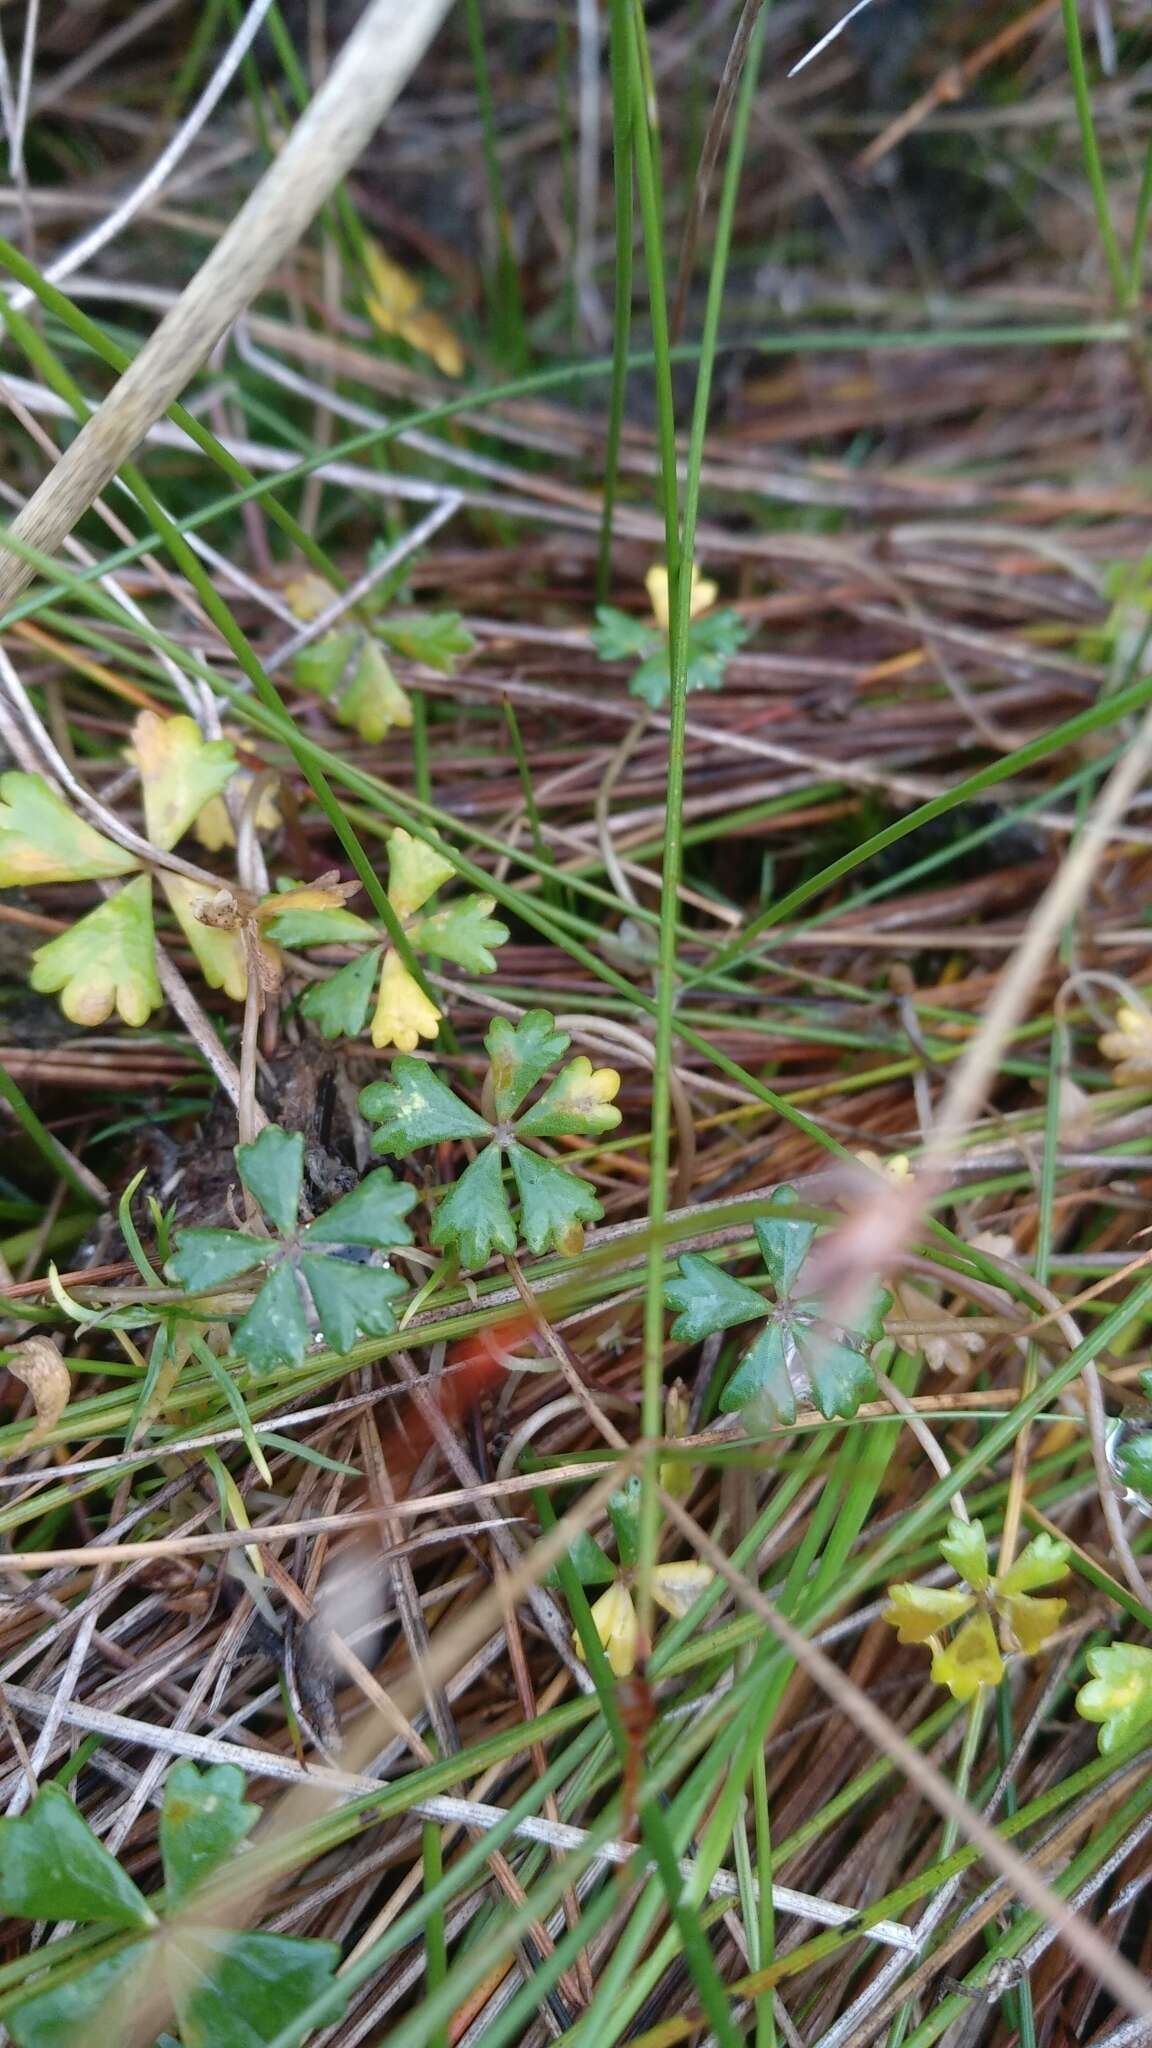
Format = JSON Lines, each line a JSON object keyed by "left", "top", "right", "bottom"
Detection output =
{"left": 377, "top": 611, "right": 475, "bottom": 671}
{"left": 414, "top": 895, "right": 509, "bottom": 973}
{"left": 487, "top": 1011, "right": 571, "bottom": 1119}
{"left": 129, "top": 711, "right": 237, "bottom": 852}
{"left": 236, "top": 1125, "right": 304, "bottom": 1236}
{"left": 361, "top": 1057, "right": 491, "bottom": 1151}
{"left": 0, "top": 1783, "right": 156, "bottom": 1929}
{"left": 299, "top": 948, "right": 382, "bottom": 1039}
{"left": 8, "top": 1944, "right": 150, "bottom": 2048}
{"left": 0, "top": 771, "right": 137, "bottom": 886}
{"left": 234, "top": 1262, "right": 310, "bottom": 1374}
{"left": 509, "top": 1142, "right": 604, "bottom": 1255}
{"left": 171, "top": 1929, "right": 346, "bottom": 2048}
{"left": 667, "top": 1253, "right": 765, "bottom": 1342}
{"left": 430, "top": 1145, "right": 517, "bottom": 1268}
{"left": 30, "top": 876, "right": 161, "bottom": 1027}
{"left": 159, "top": 1761, "right": 259, "bottom": 1910}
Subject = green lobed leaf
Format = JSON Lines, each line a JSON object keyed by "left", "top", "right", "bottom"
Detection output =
{"left": 1117, "top": 1430, "right": 1152, "bottom": 1504}
{"left": 298, "top": 1255, "right": 408, "bottom": 1353}
{"left": 302, "top": 1169, "right": 417, "bottom": 1249}
{"left": 666, "top": 1252, "right": 766, "bottom": 1343}
{"left": 336, "top": 640, "right": 413, "bottom": 742}
{"left": 508, "top": 1143, "right": 603, "bottom": 1255}
{"left": 544, "top": 1528, "right": 616, "bottom": 1588}
{"left": 8, "top": 1943, "right": 150, "bottom": 2048}
{"left": 414, "top": 895, "right": 510, "bottom": 974}
{"left": 232, "top": 1263, "right": 310, "bottom": 1374}
{"left": 0, "top": 771, "right": 138, "bottom": 886}
{"left": 607, "top": 1474, "right": 643, "bottom": 1569}
{"left": 30, "top": 876, "right": 161, "bottom": 1028}
{"left": 516, "top": 1056, "right": 622, "bottom": 1140}
{"left": 995, "top": 1531, "right": 1070, "bottom": 1597}
{"left": 299, "top": 948, "right": 382, "bottom": 1040}
{"left": 1076, "top": 1642, "right": 1152, "bottom": 1754}
{"left": 628, "top": 649, "right": 674, "bottom": 708}
{"left": 0, "top": 1783, "right": 155, "bottom": 1929}
{"left": 797, "top": 1327, "right": 877, "bottom": 1422}
{"left": 752, "top": 1189, "right": 815, "bottom": 1299}
{"left": 719, "top": 1321, "right": 795, "bottom": 1428}
{"left": 360, "top": 1059, "right": 491, "bottom": 1152}
{"left": 591, "top": 607, "right": 662, "bottom": 663}
{"left": 940, "top": 1515, "right": 991, "bottom": 1593}
{"left": 486, "top": 1010, "right": 572, "bottom": 1119}
{"left": 169, "top": 1929, "right": 346, "bottom": 2048}
{"left": 159, "top": 1761, "right": 259, "bottom": 1910}
{"left": 258, "top": 906, "right": 380, "bottom": 948}
{"left": 235, "top": 1126, "right": 304, "bottom": 1237}
{"left": 377, "top": 610, "right": 475, "bottom": 671}
{"left": 429, "top": 1144, "right": 516, "bottom": 1268}
{"left": 166, "top": 1229, "right": 271, "bottom": 1292}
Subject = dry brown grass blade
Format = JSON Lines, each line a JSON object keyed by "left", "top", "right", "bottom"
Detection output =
{"left": 0, "top": 0, "right": 453, "bottom": 608}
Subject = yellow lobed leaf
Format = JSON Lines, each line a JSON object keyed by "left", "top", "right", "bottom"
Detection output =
{"left": 363, "top": 237, "right": 465, "bottom": 377}
{"left": 386, "top": 827, "right": 456, "bottom": 918}
{"left": 644, "top": 561, "right": 718, "bottom": 634}
{"left": 255, "top": 874, "right": 363, "bottom": 921}
{"left": 650, "top": 1560, "right": 715, "bottom": 1619}
{"left": 161, "top": 874, "right": 249, "bottom": 1002}
{"left": 580, "top": 1581, "right": 639, "bottom": 1678}
{"left": 29, "top": 875, "right": 161, "bottom": 1027}
{"left": 371, "top": 949, "right": 442, "bottom": 1051}
{"left": 1099, "top": 1003, "right": 1152, "bottom": 1084}
{"left": 660, "top": 1378, "right": 693, "bottom": 1498}
{"left": 282, "top": 571, "right": 338, "bottom": 623}
{"left": 0, "top": 772, "right": 138, "bottom": 887}
{"left": 930, "top": 1611, "right": 1003, "bottom": 1699}
{"left": 998, "top": 1592, "right": 1066, "bottom": 1656}
{"left": 883, "top": 1583, "right": 974, "bottom": 1645}
{"left": 128, "top": 711, "right": 238, "bottom": 852}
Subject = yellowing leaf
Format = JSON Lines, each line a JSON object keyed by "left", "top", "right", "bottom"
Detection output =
{"left": 930, "top": 1611, "right": 1003, "bottom": 1699}
{"left": 30, "top": 876, "right": 161, "bottom": 1027}
{"left": 256, "top": 876, "right": 363, "bottom": 922}
{"left": 194, "top": 739, "right": 280, "bottom": 851}
{"left": 883, "top": 1583, "right": 974, "bottom": 1645}
{"left": 363, "top": 239, "right": 465, "bottom": 378}
{"left": 999, "top": 1592, "right": 1066, "bottom": 1656}
{"left": 855, "top": 1149, "right": 913, "bottom": 1183}
{"left": 371, "top": 949, "right": 441, "bottom": 1051}
{"left": 660, "top": 1379, "right": 692, "bottom": 1498}
{"left": 940, "top": 1515, "right": 991, "bottom": 1594}
{"left": 645, "top": 561, "right": 718, "bottom": 634}
{"left": 995, "top": 1533, "right": 1069, "bottom": 1598}
{"left": 891, "top": 1278, "right": 985, "bottom": 1375}
{"left": 582, "top": 1581, "right": 639, "bottom": 1678}
{"left": 161, "top": 874, "right": 249, "bottom": 1002}
{"left": 128, "top": 712, "right": 237, "bottom": 852}
{"left": 4, "top": 1337, "right": 69, "bottom": 1449}
{"left": 0, "top": 772, "right": 137, "bottom": 886}
{"left": 282, "top": 571, "right": 337, "bottom": 623}
{"left": 386, "top": 827, "right": 456, "bottom": 919}
{"left": 1076, "top": 1642, "right": 1152, "bottom": 1753}
{"left": 650, "top": 1560, "right": 714, "bottom": 1618}
{"left": 1099, "top": 1002, "right": 1152, "bottom": 1084}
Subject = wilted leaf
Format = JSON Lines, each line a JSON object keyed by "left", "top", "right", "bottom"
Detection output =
{"left": 371, "top": 949, "right": 442, "bottom": 1051}
{"left": 4, "top": 1337, "right": 70, "bottom": 1448}
{"left": 1076, "top": 1642, "right": 1152, "bottom": 1753}
{"left": 516, "top": 1057, "right": 623, "bottom": 1140}
{"left": 414, "top": 895, "right": 509, "bottom": 974}
{"left": 430, "top": 1145, "right": 517, "bottom": 1268}
{"left": 487, "top": 1011, "right": 571, "bottom": 1119}
{"left": 129, "top": 712, "right": 236, "bottom": 852}
{"left": 386, "top": 826, "right": 457, "bottom": 918}
{"left": 299, "top": 949, "right": 381, "bottom": 1040}
{"left": 0, "top": 1783, "right": 156, "bottom": 1928}
{"left": 170, "top": 1928, "right": 346, "bottom": 2048}
{"left": 160, "top": 874, "right": 249, "bottom": 1002}
{"left": 378, "top": 613, "right": 474, "bottom": 670}
{"left": 361, "top": 1059, "right": 490, "bottom": 1152}
{"left": 30, "top": 876, "right": 161, "bottom": 1027}
{"left": 159, "top": 1761, "right": 259, "bottom": 1909}
{"left": 0, "top": 772, "right": 137, "bottom": 886}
